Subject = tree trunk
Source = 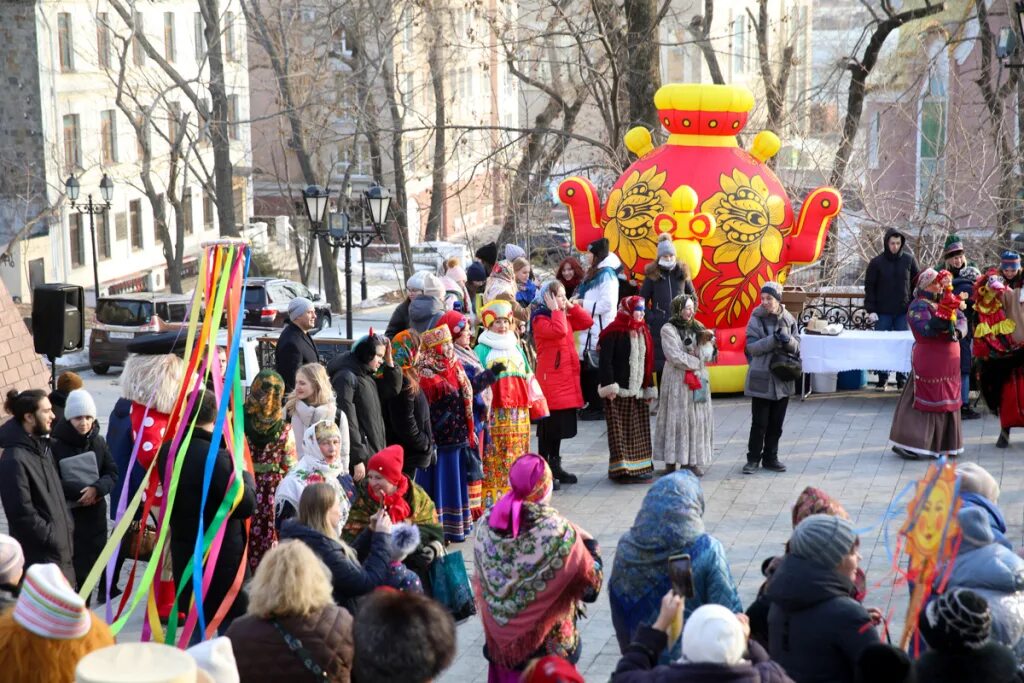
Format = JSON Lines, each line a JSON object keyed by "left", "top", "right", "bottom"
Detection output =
{"left": 425, "top": 12, "right": 446, "bottom": 242}
{"left": 623, "top": 0, "right": 660, "bottom": 130}
{"left": 381, "top": 48, "right": 414, "bottom": 282}
{"left": 688, "top": 0, "right": 726, "bottom": 85}
{"left": 200, "top": 0, "right": 238, "bottom": 237}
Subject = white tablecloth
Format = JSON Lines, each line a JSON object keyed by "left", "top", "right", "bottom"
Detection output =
{"left": 799, "top": 330, "right": 914, "bottom": 374}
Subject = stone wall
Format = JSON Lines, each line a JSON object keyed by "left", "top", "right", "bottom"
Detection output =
{"left": 0, "top": 278, "right": 50, "bottom": 394}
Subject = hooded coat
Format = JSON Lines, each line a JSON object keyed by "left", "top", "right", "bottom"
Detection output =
{"left": 744, "top": 304, "right": 800, "bottom": 401}
{"left": 408, "top": 295, "right": 445, "bottom": 333}
{"left": 385, "top": 298, "right": 412, "bottom": 339}
{"left": 864, "top": 228, "right": 921, "bottom": 316}
{"left": 577, "top": 252, "right": 623, "bottom": 358}
{"left": 766, "top": 555, "right": 879, "bottom": 683}
{"left": 0, "top": 418, "right": 75, "bottom": 583}
{"left": 639, "top": 261, "right": 694, "bottom": 373}
{"left": 327, "top": 349, "right": 403, "bottom": 468}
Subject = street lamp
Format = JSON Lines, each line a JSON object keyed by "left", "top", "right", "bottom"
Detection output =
{"left": 303, "top": 185, "right": 332, "bottom": 296}
{"left": 307, "top": 182, "right": 391, "bottom": 339}
{"left": 65, "top": 173, "right": 114, "bottom": 301}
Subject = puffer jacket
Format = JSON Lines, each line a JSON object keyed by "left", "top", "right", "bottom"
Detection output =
{"left": 226, "top": 604, "right": 354, "bottom": 683}
{"left": 744, "top": 305, "right": 799, "bottom": 401}
{"left": 327, "top": 352, "right": 403, "bottom": 468}
{"left": 532, "top": 304, "right": 593, "bottom": 411}
{"left": 409, "top": 295, "right": 444, "bottom": 333}
{"left": 766, "top": 555, "right": 879, "bottom": 683}
{"left": 864, "top": 227, "right": 921, "bottom": 315}
{"left": 639, "top": 261, "right": 694, "bottom": 373}
{"left": 577, "top": 253, "right": 623, "bottom": 358}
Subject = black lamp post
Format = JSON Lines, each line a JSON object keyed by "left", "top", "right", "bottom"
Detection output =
{"left": 65, "top": 173, "right": 114, "bottom": 300}
{"left": 305, "top": 183, "right": 391, "bottom": 339}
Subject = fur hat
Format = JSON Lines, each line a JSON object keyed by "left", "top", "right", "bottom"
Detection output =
{"left": 855, "top": 643, "right": 916, "bottom": 683}
{"left": 0, "top": 534, "right": 24, "bottom": 586}
{"left": 760, "top": 281, "right": 783, "bottom": 303}
{"left": 919, "top": 588, "right": 991, "bottom": 652}
{"left": 121, "top": 352, "right": 185, "bottom": 414}
{"left": 957, "top": 462, "right": 1000, "bottom": 502}
{"left": 657, "top": 233, "right": 676, "bottom": 259}
{"left": 368, "top": 445, "right": 405, "bottom": 486}
{"left": 64, "top": 389, "right": 97, "bottom": 421}
{"left": 56, "top": 371, "right": 84, "bottom": 395}
{"left": 789, "top": 514, "right": 857, "bottom": 570}
{"left": 390, "top": 523, "right": 421, "bottom": 562}
{"left": 681, "top": 604, "right": 746, "bottom": 665}
{"left": 287, "top": 297, "right": 314, "bottom": 322}
{"left": 15, "top": 564, "right": 91, "bottom": 640}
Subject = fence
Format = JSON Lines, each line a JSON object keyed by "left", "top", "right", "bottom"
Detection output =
{"left": 255, "top": 335, "right": 355, "bottom": 371}
{"left": 786, "top": 290, "right": 873, "bottom": 331}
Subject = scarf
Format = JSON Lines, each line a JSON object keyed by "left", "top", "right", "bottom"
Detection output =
{"left": 599, "top": 296, "right": 655, "bottom": 382}
{"left": 476, "top": 329, "right": 528, "bottom": 378}
{"left": 244, "top": 369, "right": 286, "bottom": 448}
{"left": 475, "top": 503, "right": 595, "bottom": 668}
{"left": 485, "top": 261, "right": 518, "bottom": 301}
{"left": 419, "top": 329, "right": 476, "bottom": 447}
{"left": 290, "top": 400, "right": 337, "bottom": 461}
{"left": 668, "top": 293, "right": 704, "bottom": 336}
{"left": 489, "top": 454, "right": 553, "bottom": 538}
{"left": 367, "top": 471, "right": 412, "bottom": 523}
{"left": 275, "top": 421, "right": 347, "bottom": 516}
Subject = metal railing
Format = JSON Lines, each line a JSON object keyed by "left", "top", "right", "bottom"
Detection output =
{"left": 255, "top": 335, "right": 354, "bottom": 371}
{"left": 786, "top": 290, "right": 873, "bottom": 331}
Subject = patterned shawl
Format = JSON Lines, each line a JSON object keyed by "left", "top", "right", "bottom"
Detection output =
{"left": 342, "top": 477, "right": 443, "bottom": 545}
{"left": 668, "top": 293, "right": 705, "bottom": 337}
{"left": 244, "top": 369, "right": 286, "bottom": 448}
{"left": 419, "top": 325, "right": 476, "bottom": 447}
{"left": 474, "top": 503, "right": 595, "bottom": 668}
{"left": 791, "top": 486, "right": 850, "bottom": 527}
{"left": 274, "top": 421, "right": 347, "bottom": 516}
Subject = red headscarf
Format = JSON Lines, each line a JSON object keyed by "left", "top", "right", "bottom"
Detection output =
{"left": 367, "top": 445, "right": 412, "bottom": 522}
{"left": 599, "top": 296, "right": 655, "bottom": 381}
{"left": 418, "top": 324, "right": 476, "bottom": 447}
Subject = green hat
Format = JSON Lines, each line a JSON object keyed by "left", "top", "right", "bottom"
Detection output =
{"left": 943, "top": 234, "right": 964, "bottom": 258}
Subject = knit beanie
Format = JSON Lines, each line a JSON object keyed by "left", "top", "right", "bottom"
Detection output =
{"left": 0, "top": 534, "right": 24, "bottom": 586}
{"left": 942, "top": 234, "right": 964, "bottom": 258}
{"left": 1001, "top": 250, "right": 1020, "bottom": 270}
{"left": 588, "top": 237, "right": 610, "bottom": 260}
{"left": 681, "top": 604, "right": 746, "bottom": 665}
{"left": 919, "top": 588, "right": 991, "bottom": 652}
{"left": 368, "top": 445, "right": 405, "bottom": 487}
{"left": 504, "top": 244, "right": 526, "bottom": 261}
{"left": 420, "top": 273, "right": 445, "bottom": 300}
{"left": 475, "top": 242, "right": 498, "bottom": 266}
{"left": 956, "top": 462, "right": 1000, "bottom": 502}
{"left": 56, "top": 371, "right": 84, "bottom": 395}
{"left": 446, "top": 265, "right": 467, "bottom": 284}
{"left": 466, "top": 262, "right": 487, "bottom": 283}
{"left": 854, "top": 643, "right": 916, "bottom": 683}
{"left": 64, "top": 389, "right": 97, "bottom": 421}
{"left": 14, "top": 563, "right": 91, "bottom": 639}
{"left": 789, "top": 514, "right": 857, "bottom": 569}
{"left": 657, "top": 233, "right": 676, "bottom": 259}
{"left": 760, "top": 281, "right": 783, "bottom": 303}
{"left": 916, "top": 268, "right": 939, "bottom": 290}
{"left": 957, "top": 265, "right": 981, "bottom": 283}
{"left": 287, "top": 297, "right": 314, "bottom": 322}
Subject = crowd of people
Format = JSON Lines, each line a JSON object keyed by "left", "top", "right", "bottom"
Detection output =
{"left": 2, "top": 232, "right": 1024, "bottom": 682}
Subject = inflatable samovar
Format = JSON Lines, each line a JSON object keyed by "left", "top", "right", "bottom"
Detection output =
{"left": 559, "top": 84, "right": 842, "bottom": 392}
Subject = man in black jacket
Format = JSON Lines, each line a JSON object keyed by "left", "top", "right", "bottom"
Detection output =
{"left": 0, "top": 389, "right": 74, "bottom": 583}
{"left": 274, "top": 296, "right": 319, "bottom": 393}
{"left": 158, "top": 390, "right": 256, "bottom": 632}
{"left": 864, "top": 227, "right": 920, "bottom": 390}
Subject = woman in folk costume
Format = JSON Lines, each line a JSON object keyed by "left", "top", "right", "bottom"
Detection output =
{"left": 415, "top": 323, "right": 477, "bottom": 543}
{"left": 653, "top": 293, "right": 716, "bottom": 476}
{"left": 474, "top": 454, "right": 603, "bottom": 682}
{"left": 474, "top": 300, "right": 534, "bottom": 511}
{"left": 598, "top": 296, "right": 658, "bottom": 482}
{"left": 243, "top": 369, "right": 298, "bottom": 571}
{"left": 440, "top": 309, "right": 499, "bottom": 514}
{"left": 973, "top": 269, "right": 1024, "bottom": 448}
{"left": 381, "top": 330, "right": 434, "bottom": 477}
{"left": 275, "top": 420, "right": 350, "bottom": 523}
{"left": 485, "top": 261, "right": 519, "bottom": 303}
{"left": 889, "top": 267, "right": 966, "bottom": 459}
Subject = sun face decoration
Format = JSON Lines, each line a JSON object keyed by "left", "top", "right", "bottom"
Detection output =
{"left": 900, "top": 462, "right": 960, "bottom": 573}
{"left": 701, "top": 169, "right": 788, "bottom": 275}
{"left": 604, "top": 166, "right": 670, "bottom": 272}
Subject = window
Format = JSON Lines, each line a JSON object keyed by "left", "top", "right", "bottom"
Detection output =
{"left": 62, "top": 114, "right": 81, "bottom": 174}
{"left": 129, "top": 199, "right": 143, "bottom": 250}
{"left": 732, "top": 17, "right": 745, "bottom": 78}
{"left": 868, "top": 111, "right": 880, "bottom": 170}
{"left": 115, "top": 212, "right": 128, "bottom": 241}
{"left": 101, "top": 110, "right": 118, "bottom": 164}
{"left": 132, "top": 11, "right": 146, "bottom": 66}
{"left": 58, "top": 13, "right": 74, "bottom": 71}
{"left": 97, "top": 211, "right": 111, "bottom": 259}
{"left": 227, "top": 94, "right": 240, "bottom": 140}
{"left": 194, "top": 12, "right": 205, "bottom": 61}
{"left": 69, "top": 213, "right": 85, "bottom": 267}
{"left": 167, "top": 101, "right": 181, "bottom": 145}
{"left": 164, "top": 12, "right": 176, "bottom": 62}
{"left": 183, "top": 188, "right": 193, "bottom": 234}
{"left": 204, "top": 192, "right": 215, "bottom": 231}
{"left": 225, "top": 11, "right": 236, "bottom": 62}
{"left": 97, "top": 14, "right": 111, "bottom": 70}
{"left": 918, "top": 37, "right": 949, "bottom": 213}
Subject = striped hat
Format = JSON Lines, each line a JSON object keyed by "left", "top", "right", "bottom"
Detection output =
{"left": 480, "top": 300, "right": 514, "bottom": 329}
{"left": 1001, "top": 250, "right": 1020, "bottom": 270}
{"left": 14, "top": 563, "right": 91, "bottom": 640}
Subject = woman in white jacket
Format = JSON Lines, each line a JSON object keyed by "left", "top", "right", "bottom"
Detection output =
{"left": 576, "top": 237, "right": 622, "bottom": 420}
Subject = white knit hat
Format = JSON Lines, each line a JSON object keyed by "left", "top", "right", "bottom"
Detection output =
{"left": 287, "top": 297, "right": 314, "bottom": 322}
{"left": 14, "top": 563, "right": 91, "bottom": 640}
{"left": 0, "top": 533, "right": 24, "bottom": 585}
{"left": 76, "top": 642, "right": 204, "bottom": 683}
{"left": 681, "top": 604, "right": 747, "bottom": 665}
{"left": 64, "top": 389, "right": 97, "bottom": 421}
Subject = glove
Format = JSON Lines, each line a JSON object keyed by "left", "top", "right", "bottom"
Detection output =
{"left": 774, "top": 328, "right": 792, "bottom": 345}
{"left": 490, "top": 362, "right": 507, "bottom": 376}
{"left": 866, "top": 312, "right": 879, "bottom": 324}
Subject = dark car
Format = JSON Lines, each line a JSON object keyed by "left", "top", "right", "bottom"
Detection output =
{"left": 529, "top": 225, "right": 572, "bottom": 265}
{"left": 243, "top": 277, "right": 332, "bottom": 332}
{"left": 89, "top": 293, "right": 193, "bottom": 374}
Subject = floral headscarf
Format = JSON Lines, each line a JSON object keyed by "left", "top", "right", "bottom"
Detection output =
{"left": 275, "top": 419, "right": 347, "bottom": 517}
{"left": 791, "top": 486, "right": 850, "bottom": 528}
{"left": 419, "top": 325, "right": 476, "bottom": 447}
{"left": 391, "top": 329, "right": 421, "bottom": 387}
{"left": 244, "top": 369, "right": 286, "bottom": 448}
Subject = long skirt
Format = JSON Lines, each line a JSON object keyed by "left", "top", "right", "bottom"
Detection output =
{"left": 889, "top": 375, "right": 963, "bottom": 458}
{"left": 416, "top": 444, "right": 473, "bottom": 543}
{"left": 248, "top": 470, "right": 285, "bottom": 572}
{"left": 605, "top": 396, "right": 654, "bottom": 480}
{"left": 480, "top": 408, "right": 531, "bottom": 511}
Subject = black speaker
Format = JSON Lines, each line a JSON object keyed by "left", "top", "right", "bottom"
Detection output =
{"left": 32, "top": 284, "right": 84, "bottom": 358}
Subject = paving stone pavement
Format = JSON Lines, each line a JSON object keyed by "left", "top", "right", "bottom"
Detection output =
{"left": 2, "top": 385, "right": 1021, "bottom": 682}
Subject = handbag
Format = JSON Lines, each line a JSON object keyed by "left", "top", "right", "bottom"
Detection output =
{"left": 582, "top": 303, "right": 602, "bottom": 371}
{"left": 760, "top": 318, "right": 802, "bottom": 382}
{"left": 428, "top": 549, "right": 477, "bottom": 621}
{"left": 528, "top": 375, "right": 550, "bottom": 422}
{"left": 271, "top": 619, "right": 329, "bottom": 681}
{"left": 120, "top": 515, "right": 158, "bottom": 563}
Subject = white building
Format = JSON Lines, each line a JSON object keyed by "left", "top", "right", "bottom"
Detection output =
{"left": 0, "top": 0, "right": 252, "bottom": 303}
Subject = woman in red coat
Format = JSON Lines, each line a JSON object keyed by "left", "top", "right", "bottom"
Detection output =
{"left": 532, "top": 280, "right": 593, "bottom": 487}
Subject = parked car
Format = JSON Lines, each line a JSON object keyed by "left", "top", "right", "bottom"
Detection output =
{"left": 529, "top": 225, "right": 572, "bottom": 264}
{"left": 89, "top": 293, "right": 193, "bottom": 374}
{"left": 242, "top": 277, "right": 332, "bottom": 332}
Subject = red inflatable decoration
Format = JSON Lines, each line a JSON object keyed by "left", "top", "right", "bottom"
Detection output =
{"left": 559, "top": 83, "right": 842, "bottom": 391}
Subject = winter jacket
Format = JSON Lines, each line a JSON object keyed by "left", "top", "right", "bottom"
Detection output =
{"left": 533, "top": 305, "right": 593, "bottom": 411}
{"left": 598, "top": 327, "right": 657, "bottom": 400}
{"left": 744, "top": 305, "right": 800, "bottom": 401}
{"left": 275, "top": 320, "right": 319, "bottom": 393}
{"left": 157, "top": 428, "right": 256, "bottom": 625}
{"left": 766, "top": 555, "right": 879, "bottom": 683}
{"left": 516, "top": 279, "right": 538, "bottom": 308}
{"left": 640, "top": 262, "right": 694, "bottom": 373}
{"left": 0, "top": 419, "right": 75, "bottom": 582}
{"left": 612, "top": 625, "right": 794, "bottom": 683}
{"left": 279, "top": 519, "right": 391, "bottom": 614}
{"left": 960, "top": 491, "right": 1012, "bottom": 549}
{"left": 385, "top": 298, "right": 412, "bottom": 339}
{"left": 577, "top": 253, "right": 623, "bottom": 358}
{"left": 409, "top": 295, "right": 444, "bottom": 333}
{"left": 383, "top": 378, "right": 434, "bottom": 474}
{"left": 864, "top": 228, "right": 921, "bottom": 316}
{"left": 50, "top": 418, "right": 119, "bottom": 586}
{"left": 226, "top": 604, "right": 354, "bottom": 683}
{"left": 48, "top": 389, "right": 69, "bottom": 423}
{"left": 106, "top": 397, "right": 140, "bottom": 521}
{"left": 328, "top": 352, "right": 403, "bottom": 468}
{"left": 915, "top": 642, "right": 1023, "bottom": 683}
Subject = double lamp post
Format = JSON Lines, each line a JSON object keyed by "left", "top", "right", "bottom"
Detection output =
{"left": 65, "top": 173, "right": 114, "bottom": 300}
{"left": 302, "top": 183, "right": 391, "bottom": 339}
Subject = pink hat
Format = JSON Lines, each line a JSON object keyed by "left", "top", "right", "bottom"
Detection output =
{"left": 489, "top": 454, "right": 553, "bottom": 538}
{"left": 0, "top": 533, "right": 24, "bottom": 585}
{"left": 446, "top": 266, "right": 467, "bottom": 284}
{"left": 14, "top": 563, "right": 91, "bottom": 639}
{"left": 917, "top": 268, "right": 939, "bottom": 290}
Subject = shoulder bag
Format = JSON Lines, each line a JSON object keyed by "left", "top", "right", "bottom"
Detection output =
{"left": 759, "top": 317, "right": 802, "bottom": 382}
{"left": 271, "top": 618, "right": 329, "bottom": 681}
{"left": 582, "top": 303, "right": 602, "bottom": 371}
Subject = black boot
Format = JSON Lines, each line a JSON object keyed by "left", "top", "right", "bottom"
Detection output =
{"left": 761, "top": 451, "right": 787, "bottom": 472}
{"left": 549, "top": 454, "right": 578, "bottom": 485}
{"left": 997, "top": 428, "right": 1010, "bottom": 448}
